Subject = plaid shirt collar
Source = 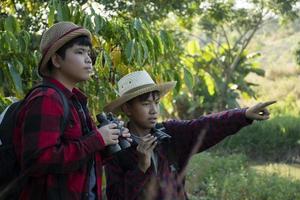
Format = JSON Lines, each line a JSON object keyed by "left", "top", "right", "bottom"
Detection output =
{"left": 43, "top": 77, "right": 88, "bottom": 103}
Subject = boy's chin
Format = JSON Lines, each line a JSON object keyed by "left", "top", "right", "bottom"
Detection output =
{"left": 78, "top": 76, "right": 91, "bottom": 82}
{"left": 147, "top": 123, "right": 157, "bottom": 129}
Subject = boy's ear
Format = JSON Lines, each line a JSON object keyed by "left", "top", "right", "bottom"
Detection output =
{"left": 51, "top": 54, "right": 62, "bottom": 69}
{"left": 121, "top": 103, "right": 131, "bottom": 116}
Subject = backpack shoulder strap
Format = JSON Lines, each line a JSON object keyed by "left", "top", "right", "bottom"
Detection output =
{"left": 41, "top": 83, "right": 70, "bottom": 134}
{"left": 25, "top": 83, "right": 70, "bottom": 134}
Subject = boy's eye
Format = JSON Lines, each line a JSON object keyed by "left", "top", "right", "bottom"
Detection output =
{"left": 76, "top": 51, "right": 83, "bottom": 54}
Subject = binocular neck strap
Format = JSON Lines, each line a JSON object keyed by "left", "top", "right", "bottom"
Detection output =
{"left": 72, "top": 97, "right": 91, "bottom": 135}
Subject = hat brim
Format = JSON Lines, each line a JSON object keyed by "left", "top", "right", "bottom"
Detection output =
{"left": 104, "top": 81, "right": 176, "bottom": 114}
{"left": 38, "top": 28, "right": 92, "bottom": 77}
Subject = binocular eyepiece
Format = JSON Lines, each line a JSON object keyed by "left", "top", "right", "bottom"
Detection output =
{"left": 151, "top": 128, "right": 171, "bottom": 145}
{"left": 130, "top": 127, "right": 172, "bottom": 146}
{"left": 96, "top": 112, "right": 131, "bottom": 156}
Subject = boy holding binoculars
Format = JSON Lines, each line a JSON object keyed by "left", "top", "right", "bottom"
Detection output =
{"left": 7, "top": 22, "right": 130, "bottom": 200}
{"left": 103, "top": 70, "right": 275, "bottom": 200}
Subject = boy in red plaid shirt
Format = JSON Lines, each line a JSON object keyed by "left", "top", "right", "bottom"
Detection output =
{"left": 11, "top": 22, "right": 130, "bottom": 200}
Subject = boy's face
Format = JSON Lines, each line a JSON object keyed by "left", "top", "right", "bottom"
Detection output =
{"left": 55, "top": 44, "right": 93, "bottom": 82}
{"left": 125, "top": 92, "right": 160, "bottom": 130}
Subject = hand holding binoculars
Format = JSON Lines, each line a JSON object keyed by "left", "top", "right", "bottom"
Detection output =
{"left": 96, "top": 112, "right": 131, "bottom": 156}
{"left": 96, "top": 112, "right": 172, "bottom": 156}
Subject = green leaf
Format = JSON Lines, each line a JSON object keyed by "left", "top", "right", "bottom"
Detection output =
{"left": 7, "top": 62, "right": 23, "bottom": 95}
{"left": 73, "top": 7, "right": 82, "bottom": 24}
{"left": 48, "top": 3, "right": 55, "bottom": 26}
{"left": 18, "top": 35, "right": 27, "bottom": 52}
{"left": 4, "top": 31, "right": 17, "bottom": 51}
{"left": 249, "top": 68, "right": 265, "bottom": 76}
{"left": 15, "top": 60, "right": 24, "bottom": 75}
{"left": 4, "top": 16, "right": 19, "bottom": 33}
{"left": 133, "top": 18, "right": 142, "bottom": 32}
{"left": 22, "top": 31, "right": 30, "bottom": 45}
{"left": 103, "top": 50, "right": 112, "bottom": 68}
{"left": 153, "top": 35, "right": 164, "bottom": 55}
{"left": 95, "top": 15, "right": 106, "bottom": 34}
{"left": 203, "top": 72, "right": 216, "bottom": 95}
{"left": 125, "top": 39, "right": 135, "bottom": 63}
{"left": 160, "top": 30, "right": 173, "bottom": 50}
{"left": 136, "top": 42, "right": 143, "bottom": 66}
{"left": 186, "top": 40, "right": 200, "bottom": 55}
{"left": 174, "top": 72, "right": 181, "bottom": 94}
{"left": 83, "top": 15, "right": 93, "bottom": 31}
{"left": 184, "top": 67, "right": 194, "bottom": 92}
{"left": 57, "top": 1, "right": 70, "bottom": 21}
{"left": 140, "top": 40, "right": 149, "bottom": 63}
{"left": 63, "top": 3, "right": 71, "bottom": 20}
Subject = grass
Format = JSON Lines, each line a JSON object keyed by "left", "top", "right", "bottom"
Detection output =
{"left": 252, "top": 163, "right": 300, "bottom": 180}
{"left": 186, "top": 153, "right": 300, "bottom": 200}
{"left": 212, "top": 115, "right": 300, "bottom": 162}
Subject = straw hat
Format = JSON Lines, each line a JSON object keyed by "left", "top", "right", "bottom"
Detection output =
{"left": 104, "top": 71, "right": 176, "bottom": 113}
{"left": 38, "top": 21, "right": 92, "bottom": 77}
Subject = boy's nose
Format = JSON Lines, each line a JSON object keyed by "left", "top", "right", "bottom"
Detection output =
{"left": 85, "top": 56, "right": 92, "bottom": 64}
{"left": 150, "top": 104, "right": 158, "bottom": 114}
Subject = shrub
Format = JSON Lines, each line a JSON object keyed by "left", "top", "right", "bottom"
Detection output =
{"left": 212, "top": 115, "right": 300, "bottom": 162}
{"left": 186, "top": 153, "right": 300, "bottom": 200}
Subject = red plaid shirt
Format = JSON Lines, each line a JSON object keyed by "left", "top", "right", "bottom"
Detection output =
{"left": 13, "top": 78, "right": 106, "bottom": 200}
{"left": 105, "top": 109, "right": 252, "bottom": 200}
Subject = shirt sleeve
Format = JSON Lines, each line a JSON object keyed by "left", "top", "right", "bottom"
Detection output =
{"left": 105, "top": 158, "right": 152, "bottom": 200}
{"left": 163, "top": 108, "right": 252, "bottom": 168}
{"left": 20, "top": 93, "right": 105, "bottom": 175}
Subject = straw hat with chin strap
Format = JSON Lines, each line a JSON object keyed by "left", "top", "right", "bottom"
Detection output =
{"left": 38, "top": 21, "right": 92, "bottom": 77}
{"left": 104, "top": 71, "right": 176, "bottom": 113}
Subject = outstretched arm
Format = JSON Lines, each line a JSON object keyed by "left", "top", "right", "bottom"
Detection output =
{"left": 163, "top": 101, "right": 276, "bottom": 168}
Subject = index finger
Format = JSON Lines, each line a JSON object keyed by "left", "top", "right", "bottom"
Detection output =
{"left": 108, "top": 123, "right": 118, "bottom": 128}
{"left": 260, "top": 100, "right": 277, "bottom": 108}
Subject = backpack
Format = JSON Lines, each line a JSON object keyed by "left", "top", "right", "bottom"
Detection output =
{"left": 0, "top": 82, "right": 70, "bottom": 198}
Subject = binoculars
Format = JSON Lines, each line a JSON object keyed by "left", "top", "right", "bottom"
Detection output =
{"left": 96, "top": 112, "right": 131, "bottom": 156}
{"left": 151, "top": 128, "right": 171, "bottom": 144}
{"left": 97, "top": 112, "right": 172, "bottom": 156}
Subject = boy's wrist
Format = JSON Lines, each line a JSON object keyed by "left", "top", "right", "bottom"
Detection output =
{"left": 137, "top": 156, "right": 151, "bottom": 172}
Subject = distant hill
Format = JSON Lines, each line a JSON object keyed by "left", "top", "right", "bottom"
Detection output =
{"left": 242, "top": 18, "right": 300, "bottom": 108}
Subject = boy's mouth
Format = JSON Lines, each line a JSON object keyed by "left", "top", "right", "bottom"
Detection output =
{"left": 84, "top": 67, "right": 93, "bottom": 72}
{"left": 148, "top": 117, "right": 157, "bottom": 123}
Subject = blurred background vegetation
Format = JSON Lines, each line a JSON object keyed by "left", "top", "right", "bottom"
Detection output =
{"left": 0, "top": 0, "right": 300, "bottom": 199}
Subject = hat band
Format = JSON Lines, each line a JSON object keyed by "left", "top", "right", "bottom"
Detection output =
{"left": 40, "top": 26, "right": 84, "bottom": 65}
{"left": 122, "top": 83, "right": 157, "bottom": 96}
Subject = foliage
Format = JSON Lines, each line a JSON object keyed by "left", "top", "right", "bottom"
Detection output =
{"left": 175, "top": 39, "right": 263, "bottom": 118}
{"left": 0, "top": 15, "right": 40, "bottom": 99}
{"left": 99, "top": 0, "right": 203, "bottom": 23}
{"left": 0, "top": 0, "right": 176, "bottom": 114}
{"left": 0, "top": 0, "right": 299, "bottom": 117}
{"left": 186, "top": 153, "right": 300, "bottom": 200}
{"left": 212, "top": 115, "right": 300, "bottom": 162}
{"left": 171, "top": 1, "right": 269, "bottom": 118}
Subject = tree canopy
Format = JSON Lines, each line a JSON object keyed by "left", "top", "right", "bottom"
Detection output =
{"left": 0, "top": 0, "right": 299, "bottom": 118}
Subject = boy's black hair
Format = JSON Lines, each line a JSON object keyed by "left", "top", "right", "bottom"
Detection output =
{"left": 127, "top": 91, "right": 160, "bottom": 104}
{"left": 47, "top": 35, "right": 93, "bottom": 72}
